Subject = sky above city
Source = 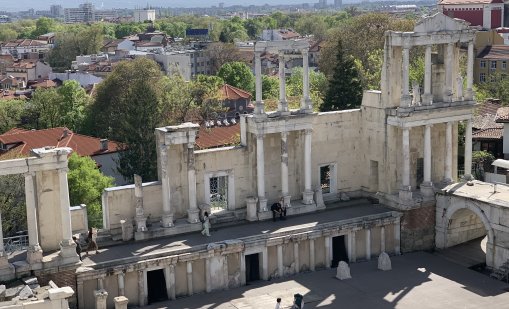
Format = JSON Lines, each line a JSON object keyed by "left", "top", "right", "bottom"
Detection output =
{"left": 1, "top": 0, "right": 326, "bottom": 12}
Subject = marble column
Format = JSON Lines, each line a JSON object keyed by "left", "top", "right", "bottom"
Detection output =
{"left": 301, "top": 48, "right": 312, "bottom": 112}
{"left": 138, "top": 271, "right": 146, "bottom": 307}
{"left": 113, "top": 296, "right": 129, "bottom": 309}
{"left": 278, "top": 52, "right": 289, "bottom": 114}
{"left": 117, "top": 273, "right": 125, "bottom": 296}
{"left": 302, "top": 129, "right": 314, "bottom": 204}
{"left": 256, "top": 134, "right": 267, "bottom": 211}
{"left": 380, "top": 226, "right": 386, "bottom": 253}
{"left": 466, "top": 41, "right": 474, "bottom": 100}
{"left": 324, "top": 236, "right": 331, "bottom": 268}
{"left": 254, "top": 51, "right": 265, "bottom": 116}
{"left": 187, "top": 143, "right": 199, "bottom": 223}
{"left": 422, "top": 45, "right": 432, "bottom": 105}
{"left": 0, "top": 211, "right": 7, "bottom": 267}
{"left": 421, "top": 124, "right": 434, "bottom": 198}
{"left": 399, "top": 127, "right": 412, "bottom": 201}
{"left": 58, "top": 168, "right": 78, "bottom": 261}
{"left": 262, "top": 247, "right": 269, "bottom": 280}
{"left": 348, "top": 231, "right": 356, "bottom": 262}
{"left": 444, "top": 43, "right": 454, "bottom": 102}
{"left": 24, "top": 172, "right": 42, "bottom": 263}
{"left": 444, "top": 122, "right": 453, "bottom": 184}
{"left": 205, "top": 258, "right": 211, "bottom": 293}
{"left": 400, "top": 46, "right": 411, "bottom": 107}
{"left": 309, "top": 238, "right": 315, "bottom": 271}
{"left": 240, "top": 253, "right": 246, "bottom": 285}
{"left": 394, "top": 220, "right": 401, "bottom": 255}
{"left": 366, "top": 229, "right": 371, "bottom": 261}
{"left": 165, "top": 265, "right": 176, "bottom": 300}
{"left": 281, "top": 132, "right": 291, "bottom": 207}
{"left": 277, "top": 245, "right": 284, "bottom": 277}
{"left": 187, "top": 261, "right": 193, "bottom": 296}
{"left": 134, "top": 175, "right": 147, "bottom": 232}
{"left": 160, "top": 145, "right": 174, "bottom": 227}
{"left": 294, "top": 242, "right": 300, "bottom": 273}
{"left": 464, "top": 119, "right": 473, "bottom": 180}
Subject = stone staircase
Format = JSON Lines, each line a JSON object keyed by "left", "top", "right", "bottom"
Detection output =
{"left": 490, "top": 260, "right": 509, "bottom": 282}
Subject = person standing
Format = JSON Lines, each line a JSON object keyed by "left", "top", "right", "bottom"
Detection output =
{"left": 201, "top": 212, "right": 211, "bottom": 237}
{"left": 293, "top": 293, "right": 304, "bottom": 309}
{"left": 86, "top": 227, "right": 99, "bottom": 255}
{"left": 274, "top": 297, "right": 282, "bottom": 309}
{"left": 72, "top": 236, "right": 82, "bottom": 261}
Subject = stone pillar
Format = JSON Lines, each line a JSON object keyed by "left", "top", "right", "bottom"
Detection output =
{"left": 309, "top": 238, "right": 315, "bottom": 271}
{"left": 399, "top": 127, "right": 412, "bottom": 201}
{"left": 205, "top": 258, "right": 211, "bottom": 293}
{"left": 278, "top": 52, "right": 289, "bottom": 114}
{"left": 58, "top": 168, "right": 78, "bottom": 261}
{"left": 301, "top": 48, "right": 312, "bottom": 112}
{"left": 366, "top": 229, "right": 371, "bottom": 261}
{"left": 187, "top": 143, "right": 199, "bottom": 223}
{"left": 464, "top": 119, "right": 473, "bottom": 180}
{"left": 281, "top": 132, "right": 291, "bottom": 206}
{"left": 444, "top": 122, "right": 453, "bottom": 184}
{"left": 380, "top": 226, "right": 386, "bottom": 253}
{"left": 256, "top": 134, "right": 267, "bottom": 211}
{"left": 94, "top": 289, "right": 108, "bottom": 309}
{"left": 186, "top": 261, "right": 193, "bottom": 296}
{"left": 444, "top": 43, "right": 454, "bottom": 102}
{"left": 466, "top": 41, "right": 474, "bottom": 100}
{"left": 348, "top": 231, "right": 356, "bottom": 262}
{"left": 302, "top": 129, "right": 314, "bottom": 204}
{"left": 134, "top": 175, "right": 147, "bottom": 232}
{"left": 324, "top": 236, "right": 331, "bottom": 268}
{"left": 400, "top": 46, "right": 411, "bottom": 107}
{"left": 421, "top": 124, "right": 434, "bottom": 198}
{"left": 117, "top": 273, "right": 125, "bottom": 296}
{"left": 114, "top": 296, "right": 128, "bottom": 309}
{"left": 240, "top": 253, "right": 246, "bottom": 285}
{"left": 422, "top": 45, "right": 432, "bottom": 105}
{"left": 293, "top": 242, "right": 300, "bottom": 273}
{"left": 24, "top": 172, "right": 43, "bottom": 263}
{"left": 277, "top": 244, "right": 283, "bottom": 277}
{"left": 394, "top": 219, "right": 401, "bottom": 255}
{"left": 254, "top": 51, "right": 265, "bottom": 116}
{"left": 261, "top": 247, "right": 268, "bottom": 280}
{"left": 160, "top": 145, "right": 174, "bottom": 227}
{"left": 0, "top": 211, "right": 8, "bottom": 268}
{"left": 165, "top": 265, "right": 176, "bottom": 300}
{"left": 138, "top": 270, "right": 146, "bottom": 307}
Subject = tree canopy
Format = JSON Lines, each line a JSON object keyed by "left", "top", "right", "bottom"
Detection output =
{"left": 218, "top": 62, "right": 255, "bottom": 94}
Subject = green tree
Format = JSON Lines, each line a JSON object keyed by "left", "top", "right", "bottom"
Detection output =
{"left": 243, "top": 18, "right": 264, "bottom": 39}
{"left": 205, "top": 43, "right": 246, "bottom": 75}
{"left": 67, "top": 153, "right": 114, "bottom": 228}
{"left": 286, "top": 67, "right": 327, "bottom": 108}
{"left": 218, "top": 62, "right": 255, "bottom": 94}
{"left": 355, "top": 49, "right": 383, "bottom": 90}
{"left": 32, "top": 17, "right": 56, "bottom": 37}
{"left": 85, "top": 58, "right": 167, "bottom": 182}
{"left": 475, "top": 72, "right": 509, "bottom": 104}
{"left": 262, "top": 75, "right": 279, "bottom": 100}
{"left": 219, "top": 17, "right": 249, "bottom": 43}
{"left": 0, "top": 100, "right": 26, "bottom": 134}
{"left": 0, "top": 26, "right": 18, "bottom": 41}
{"left": 472, "top": 150, "right": 496, "bottom": 180}
{"left": 294, "top": 14, "right": 328, "bottom": 40}
{"left": 321, "top": 39, "right": 363, "bottom": 111}
{"left": 0, "top": 174, "right": 26, "bottom": 237}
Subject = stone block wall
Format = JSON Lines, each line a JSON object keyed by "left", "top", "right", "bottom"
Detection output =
{"left": 35, "top": 267, "right": 78, "bottom": 309}
{"left": 400, "top": 205, "right": 436, "bottom": 252}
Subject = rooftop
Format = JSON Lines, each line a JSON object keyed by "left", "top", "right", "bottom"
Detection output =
{"left": 443, "top": 180, "right": 509, "bottom": 208}
{"left": 471, "top": 127, "right": 503, "bottom": 140}
{"left": 477, "top": 45, "right": 509, "bottom": 60}
{"left": 440, "top": 0, "right": 503, "bottom": 4}
{"left": 196, "top": 122, "right": 240, "bottom": 150}
{"left": 495, "top": 106, "right": 509, "bottom": 123}
{"left": 219, "top": 84, "right": 252, "bottom": 100}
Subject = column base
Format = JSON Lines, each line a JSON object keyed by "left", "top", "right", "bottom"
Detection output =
{"left": 398, "top": 186, "right": 413, "bottom": 201}
{"left": 187, "top": 209, "right": 200, "bottom": 224}
{"left": 300, "top": 98, "right": 313, "bottom": 112}
{"left": 27, "top": 244, "right": 43, "bottom": 264}
{"left": 258, "top": 197, "right": 268, "bottom": 212}
{"left": 420, "top": 182, "right": 434, "bottom": 200}
{"left": 400, "top": 95, "right": 412, "bottom": 107}
{"left": 465, "top": 89, "right": 473, "bottom": 101}
{"left": 0, "top": 253, "right": 9, "bottom": 268}
{"left": 462, "top": 174, "right": 474, "bottom": 181}
{"left": 282, "top": 195, "right": 291, "bottom": 208}
{"left": 302, "top": 190, "right": 314, "bottom": 205}
{"left": 421, "top": 93, "right": 433, "bottom": 105}
{"left": 60, "top": 240, "right": 79, "bottom": 263}
{"left": 135, "top": 216, "right": 147, "bottom": 232}
{"left": 162, "top": 213, "right": 174, "bottom": 228}
{"left": 442, "top": 178, "right": 453, "bottom": 186}
{"left": 0, "top": 255, "right": 14, "bottom": 281}
{"left": 314, "top": 189, "right": 326, "bottom": 209}
{"left": 246, "top": 197, "right": 258, "bottom": 221}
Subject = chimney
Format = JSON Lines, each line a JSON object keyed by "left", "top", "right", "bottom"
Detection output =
{"left": 62, "top": 129, "right": 69, "bottom": 138}
{"left": 100, "top": 139, "right": 109, "bottom": 151}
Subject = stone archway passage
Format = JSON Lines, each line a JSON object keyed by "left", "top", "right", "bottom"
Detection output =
{"left": 147, "top": 269, "right": 168, "bottom": 304}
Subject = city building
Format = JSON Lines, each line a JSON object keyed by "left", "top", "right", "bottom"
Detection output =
{"left": 133, "top": 9, "right": 156, "bottom": 22}
{"left": 0, "top": 39, "right": 51, "bottom": 60}
{"left": 439, "top": 0, "right": 504, "bottom": 29}
{"left": 50, "top": 4, "right": 63, "bottom": 18}
{"left": 152, "top": 48, "right": 211, "bottom": 80}
{"left": 261, "top": 29, "right": 301, "bottom": 41}
{"left": 64, "top": 3, "right": 95, "bottom": 23}
{"left": 5, "top": 60, "right": 52, "bottom": 82}
{"left": 334, "top": 0, "right": 342, "bottom": 8}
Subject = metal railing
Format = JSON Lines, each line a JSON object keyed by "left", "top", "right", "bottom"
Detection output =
{"left": 3, "top": 231, "right": 28, "bottom": 253}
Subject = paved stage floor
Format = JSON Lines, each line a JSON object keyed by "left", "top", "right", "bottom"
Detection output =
{"left": 143, "top": 251, "right": 509, "bottom": 309}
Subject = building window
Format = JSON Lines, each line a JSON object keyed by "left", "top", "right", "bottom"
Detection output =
{"left": 210, "top": 176, "right": 228, "bottom": 210}
{"left": 491, "top": 61, "right": 497, "bottom": 70}
{"left": 480, "top": 60, "right": 486, "bottom": 68}
{"left": 318, "top": 163, "right": 337, "bottom": 196}
{"left": 503, "top": 61, "right": 507, "bottom": 69}
{"left": 480, "top": 73, "right": 486, "bottom": 82}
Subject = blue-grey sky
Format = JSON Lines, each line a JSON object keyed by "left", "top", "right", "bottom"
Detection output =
{"left": 1, "top": 0, "right": 322, "bottom": 11}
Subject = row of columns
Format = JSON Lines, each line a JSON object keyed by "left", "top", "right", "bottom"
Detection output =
{"left": 400, "top": 40, "right": 474, "bottom": 107}
{"left": 399, "top": 119, "right": 473, "bottom": 200}
{"left": 256, "top": 128, "right": 314, "bottom": 211}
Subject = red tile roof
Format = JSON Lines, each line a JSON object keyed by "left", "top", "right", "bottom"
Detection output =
{"left": 0, "top": 127, "right": 123, "bottom": 160}
{"left": 196, "top": 123, "right": 240, "bottom": 150}
{"left": 495, "top": 107, "right": 509, "bottom": 123}
{"left": 472, "top": 128, "right": 503, "bottom": 140}
{"left": 219, "top": 84, "right": 252, "bottom": 100}
{"left": 477, "top": 45, "right": 509, "bottom": 60}
{"left": 29, "top": 79, "right": 57, "bottom": 89}
{"left": 440, "top": 0, "right": 503, "bottom": 4}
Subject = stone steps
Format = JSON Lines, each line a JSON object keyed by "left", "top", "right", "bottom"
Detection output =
{"left": 490, "top": 260, "right": 509, "bottom": 281}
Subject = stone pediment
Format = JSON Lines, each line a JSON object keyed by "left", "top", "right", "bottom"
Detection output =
{"left": 414, "top": 12, "right": 470, "bottom": 33}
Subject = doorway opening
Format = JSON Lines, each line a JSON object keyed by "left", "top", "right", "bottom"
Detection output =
{"left": 245, "top": 253, "right": 260, "bottom": 283}
{"left": 147, "top": 269, "right": 168, "bottom": 304}
{"left": 332, "top": 235, "right": 348, "bottom": 267}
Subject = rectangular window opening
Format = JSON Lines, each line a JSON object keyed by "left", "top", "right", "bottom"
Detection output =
{"left": 210, "top": 175, "right": 228, "bottom": 211}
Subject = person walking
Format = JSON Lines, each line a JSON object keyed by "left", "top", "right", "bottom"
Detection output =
{"left": 293, "top": 293, "right": 304, "bottom": 309}
{"left": 86, "top": 227, "right": 99, "bottom": 255}
{"left": 72, "top": 236, "right": 82, "bottom": 261}
{"left": 275, "top": 297, "right": 282, "bottom": 309}
{"left": 201, "top": 212, "right": 211, "bottom": 237}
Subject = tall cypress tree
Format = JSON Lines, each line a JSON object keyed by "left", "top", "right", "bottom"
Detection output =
{"left": 321, "top": 39, "right": 363, "bottom": 111}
